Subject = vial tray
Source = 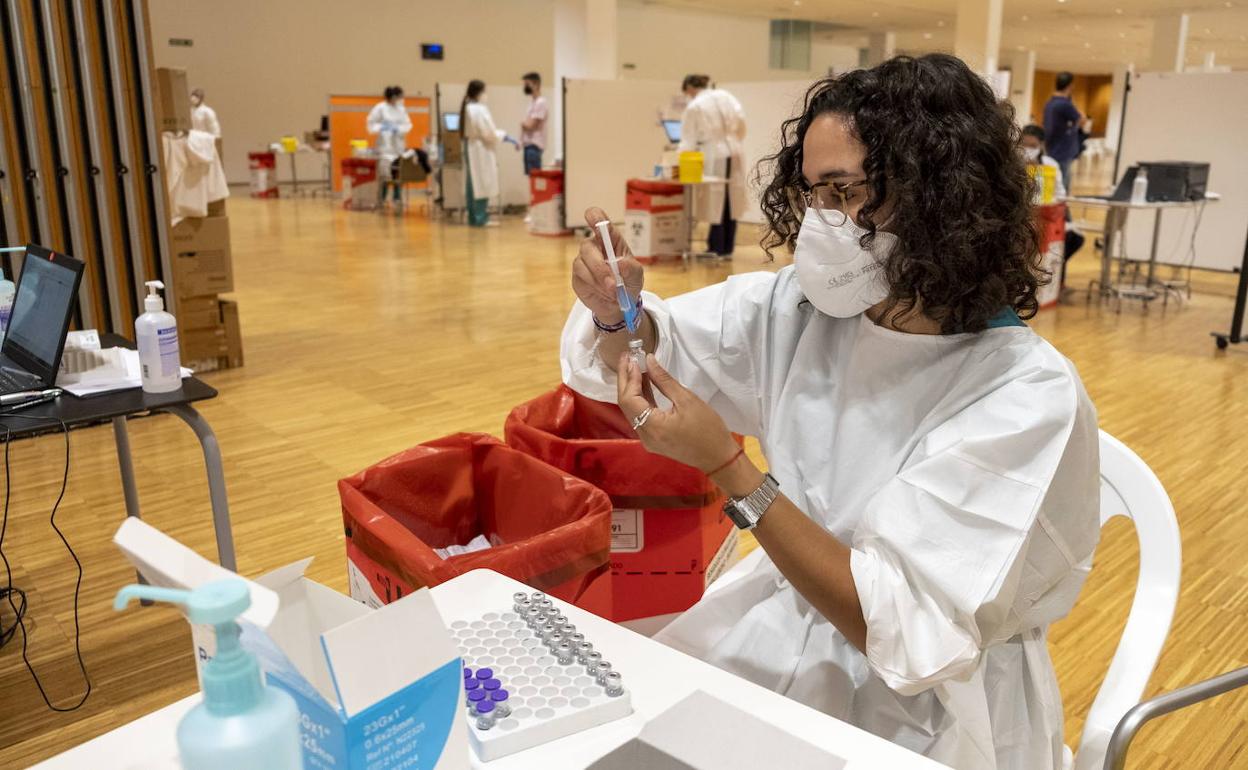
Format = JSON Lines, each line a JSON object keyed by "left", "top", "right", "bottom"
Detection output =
{"left": 452, "top": 592, "right": 632, "bottom": 761}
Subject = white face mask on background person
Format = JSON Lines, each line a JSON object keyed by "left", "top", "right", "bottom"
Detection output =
{"left": 793, "top": 209, "right": 895, "bottom": 318}
{"left": 1022, "top": 146, "right": 1042, "bottom": 163}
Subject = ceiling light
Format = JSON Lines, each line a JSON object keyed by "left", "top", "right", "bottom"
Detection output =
{"left": 923, "top": 31, "right": 933, "bottom": 39}
{"left": 871, "top": 10, "right": 879, "bottom": 16}
{"left": 937, "top": 20, "right": 945, "bottom": 27}
{"left": 1119, "top": 31, "right": 1126, "bottom": 38}
{"left": 1042, "top": 35, "right": 1049, "bottom": 42}
{"left": 1057, "top": 0, "right": 1067, "bottom": 3}
{"left": 1074, "top": 24, "right": 1082, "bottom": 31}
{"left": 1115, "top": 7, "right": 1123, "bottom": 14}
{"left": 1084, "top": 41, "right": 1091, "bottom": 48}
{"left": 1017, "top": 44, "right": 1025, "bottom": 51}
{"left": 1021, "top": 14, "right": 1029, "bottom": 21}
{"left": 793, "top": 0, "right": 800, "bottom": 5}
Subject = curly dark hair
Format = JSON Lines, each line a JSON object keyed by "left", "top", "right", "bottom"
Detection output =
{"left": 758, "top": 54, "right": 1043, "bottom": 333}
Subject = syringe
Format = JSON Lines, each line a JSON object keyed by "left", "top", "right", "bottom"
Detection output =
{"left": 594, "top": 220, "right": 641, "bottom": 334}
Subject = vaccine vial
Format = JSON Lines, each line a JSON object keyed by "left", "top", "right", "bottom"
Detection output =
{"left": 525, "top": 607, "right": 543, "bottom": 626}
{"left": 594, "top": 662, "right": 613, "bottom": 685}
{"left": 482, "top": 678, "right": 502, "bottom": 692}
{"left": 536, "top": 598, "right": 554, "bottom": 612}
{"left": 529, "top": 591, "right": 546, "bottom": 604}
{"left": 628, "top": 338, "right": 648, "bottom": 373}
{"left": 568, "top": 632, "right": 586, "bottom": 647}
{"left": 546, "top": 631, "right": 564, "bottom": 650}
{"left": 468, "top": 689, "right": 488, "bottom": 709}
{"left": 603, "top": 671, "right": 624, "bottom": 698}
{"left": 513, "top": 592, "right": 530, "bottom": 613}
{"left": 464, "top": 677, "right": 481, "bottom": 692}
{"left": 576, "top": 641, "right": 594, "bottom": 663}
{"left": 475, "top": 700, "right": 497, "bottom": 730}
{"left": 491, "top": 689, "right": 511, "bottom": 718}
{"left": 475, "top": 668, "right": 494, "bottom": 681}
{"left": 556, "top": 641, "right": 576, "bottom": 665}
{"left": 552, "top": 614, "right": 569, "bottom": 628}
{"left": 584, "top": 651, "right": 603, "bottom": 675}
{"left": 539, "top": 623, "right": 557, "bottom": 642}
{"left": 560, "top": 623, "right": 577, "bottom": 638}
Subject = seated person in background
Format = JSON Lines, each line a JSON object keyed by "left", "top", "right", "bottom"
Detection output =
{"left": 1022, "top": 124, "right": 1084, "bottom": 287}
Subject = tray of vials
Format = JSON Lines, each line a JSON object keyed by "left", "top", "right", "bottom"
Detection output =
{"left": 453, "top": 590, "right": 632, "bottom": 761}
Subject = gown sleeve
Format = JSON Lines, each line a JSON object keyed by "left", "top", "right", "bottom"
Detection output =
{"left": 560, "top": 271, "right": 779, "bottom": 438}
{"left": 848, "top": 356, "right": 1099, "bottom": 696}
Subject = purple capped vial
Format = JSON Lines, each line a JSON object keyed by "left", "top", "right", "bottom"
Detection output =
{"left": 490, "top": 689, "right": 512, "bottom": 718}
{"left": 467, "top": 689, "right": 488, "bottom": 703}
{"left": 464, "top": 677, "right": 481, "bottom": 691}
{"left": 475, "top": 667, "right": 494, "bottom": 681}
{"left": 482, "top": 678, "right": 502, "bottom": 691}
{"left": 463, "top": 666, "right": 474, "bottom": 680}
{"left": 475, "top": 699, "right": 497, "bottom": 730}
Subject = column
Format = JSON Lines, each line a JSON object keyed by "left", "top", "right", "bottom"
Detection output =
{"left": 1006, "top": 49, "right": 1036, "bottom": 126}
{"left": 1149, "top": 12, "right": 1188, "bottom": 72}
{"left": 865, "top": 31, "right": 895, "bottom": 67}
{"left": 552, "top": 0, "right": 618, "bottom": 159}
{"left": 953, "top": 0, "right": 1003, "bottom": 77}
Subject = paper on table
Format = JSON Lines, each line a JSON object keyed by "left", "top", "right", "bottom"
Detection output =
{"left": 57, "top": 330, "right": 193, "bottom": 397}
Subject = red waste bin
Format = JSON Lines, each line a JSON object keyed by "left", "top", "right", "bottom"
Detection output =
{"left": 1035, "top": 202, "right": 1067, "bottom": 309}
{"left": 341, "top": 157, "right": 379, "bottom": 211}
{"left": 528, "top": 169, "right": 570, "bottom": 236}
{"left": 339, "top": 433, "right": 613, "bottom": 612}
{"left": 248, "top": 151, "right": 279, "bottom": 198}
{"left": 623, "top": 179, "right": 687, "bottom": 263}
{"left": 505, "top": 386, "right": 738, "bottom": 623}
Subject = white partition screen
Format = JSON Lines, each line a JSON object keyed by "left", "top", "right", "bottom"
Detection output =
{"left": 1118, "top": 71, "right": 1248, "bottom": 271}
{"left": 437, "top": 83, "right": 532, "bottom": 208}
{"left": 563, "top": 78, "right": 676, "bottom": 227}
{"left": 719, "top": 80, "right": 813, "bottom": 225}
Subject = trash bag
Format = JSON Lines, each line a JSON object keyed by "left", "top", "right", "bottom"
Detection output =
{"left": 340, "top": 433, "right": 612, "bottom": 609}
{"left": 505, "top": 386, "right": 738, "bottom": 622}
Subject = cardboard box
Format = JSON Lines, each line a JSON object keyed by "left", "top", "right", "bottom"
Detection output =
{"left": 182, "top": 326, "right": 229, "bottom": 360}
{"left": 176, "top": 295, "right": 223, "bottom": 330}
{"left": 171, "top": 216, "right": 233, "bottom": 297}
{"left": 587, "top": 691, "right": 843, "bottom": 769}
{"left": 114, "top": 519, "right": 469, "bottom": 770}
{"left": 624, "top": 210, "right": 688, "bottom": 261}
{"left": 156, "top": 67, "right": 191, "bottom": 133}
{"left": 221, "top": 298, "right": 244, "bottom": 368}
{"left": 207, "top": 198, "right": 227, "bottom": 217}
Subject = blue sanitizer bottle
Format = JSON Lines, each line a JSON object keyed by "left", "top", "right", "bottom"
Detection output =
{"left": 115, "top": 579, "right": 304, "bottom": 770}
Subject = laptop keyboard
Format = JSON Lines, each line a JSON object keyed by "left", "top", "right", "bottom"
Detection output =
{"left": 0, "top": 367, "right": 39, "bottom": 393}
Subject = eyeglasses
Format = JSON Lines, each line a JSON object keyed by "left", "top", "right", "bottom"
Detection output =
{"left": 790, "top": 179, "right": 870, "bottom": 227}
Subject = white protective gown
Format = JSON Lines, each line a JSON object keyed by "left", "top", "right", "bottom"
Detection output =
{"left": 679, "top": 88, "right": 747, "bottom": 223}
{"left": 366, "top": 100, "right": 413, "bottom": 169}
{"left": 190, "top": 103, "right": 221, "bottom": 138}
{"left": 561, "top": 268, "right": 1101, "bottom": 770}
{"left": 464, "top": 101, "right": 505, "bottom": 201}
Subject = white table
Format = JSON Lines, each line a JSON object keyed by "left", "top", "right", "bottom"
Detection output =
{"left": 676, "top": 176, "right": 729, "bottom": 262}
{"left": 34, "top": 570, "right": 946, "bottom": 770}
{"left": 1063, "top": 193, "right": 1219, "bottom": 309}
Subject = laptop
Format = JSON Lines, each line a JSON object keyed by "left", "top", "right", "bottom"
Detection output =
{"left": 1094, "top": 164, "right": 1140, "bottom": 202}
{"left": 0, "top": 245, "right": 85, "bottom": 395}
{"left": 661, "top": 119, "right": 681, "bottom": 144}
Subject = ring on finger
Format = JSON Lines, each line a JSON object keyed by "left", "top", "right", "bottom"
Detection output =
{"left": 631, "top": 407, "right": 654, "bottom": 432}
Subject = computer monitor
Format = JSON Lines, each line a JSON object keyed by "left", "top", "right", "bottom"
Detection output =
{"left": 2, "top": 245, "right": 85, "bottom": 387}
{"left": 661, "top": 119, "right": 681, "bottom": 144}
{"left": 442, "top": 112, "right": 461, "bottom": 133}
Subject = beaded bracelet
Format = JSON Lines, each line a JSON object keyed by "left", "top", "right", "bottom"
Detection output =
{"left": 592, "top": 296, "right": 643, "bottom": 333}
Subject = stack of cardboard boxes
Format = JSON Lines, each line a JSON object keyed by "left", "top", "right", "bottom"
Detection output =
{"left": 156, "top": 67, "right": 244, "bottom": 372}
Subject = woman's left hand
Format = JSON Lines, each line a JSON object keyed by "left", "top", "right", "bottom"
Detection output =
{"left": 616, "top": 352, "right": 740, "bottom": 474}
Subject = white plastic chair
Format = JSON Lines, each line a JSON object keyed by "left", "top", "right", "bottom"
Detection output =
{"left": 1072, "top": 430, "right": 1182, "bottom": 770}
{"left": 703, "top": 431, "right": 1182, "bottom": 770}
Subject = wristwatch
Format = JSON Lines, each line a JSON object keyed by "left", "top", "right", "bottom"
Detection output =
{"left": 723, "top": 473, "right": 780, "bottom": 531}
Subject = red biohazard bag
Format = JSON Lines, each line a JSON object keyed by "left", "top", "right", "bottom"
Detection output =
{"left": 505, "top": 386, "right": 738, "bottom": 623}
{"left": 339, "top": 433, "right": 612, "bottom": 609}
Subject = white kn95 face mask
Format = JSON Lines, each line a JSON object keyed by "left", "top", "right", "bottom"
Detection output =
{"left": 793, "top": 209, "right": 895, "bottom": 318}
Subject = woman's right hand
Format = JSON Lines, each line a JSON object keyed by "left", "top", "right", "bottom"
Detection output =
{"left": 572, "top": 208, "right": 644, "bottom": 325}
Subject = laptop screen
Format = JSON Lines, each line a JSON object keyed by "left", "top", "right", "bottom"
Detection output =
{"left": 442, "top": 112, "right": 460, "bottom": 132}
{"left": 5, "top": 248, "right": 83, "bottom": 379}
{"left": 662, "top": 119, "right": 681, "bottom": 144}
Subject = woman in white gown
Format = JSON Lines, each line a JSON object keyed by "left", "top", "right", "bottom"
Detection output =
{"left": 560, "top": 54, "right": 1100, "bottom": 770}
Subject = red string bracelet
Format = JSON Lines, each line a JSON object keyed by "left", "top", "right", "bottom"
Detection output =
{"left": 707, "top": 447, "right": 745, "bottom": 478}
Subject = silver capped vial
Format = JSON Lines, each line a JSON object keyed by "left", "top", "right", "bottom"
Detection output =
{"left": 546, "top": 631, "right": 564, "bottom": 650}
{"left": 512, "top": 592, "right": 530, "bottom": 613}
{"left": 629, "top": 338, "right": 648, "bottom": 373}
{"left": 529, "top": 591, "right": 546, "bottom": 603}
{"left": 576, "top": 640, "right": 594, "bottom": 663}
{"left": 568, "top": 632, "right": 586, "bottom": 647}
{"left": 524, "top": 606, "right": 543, "bottom": 627}
{"left": 536, "top": 598, "right": 554, "bottom": 612}
{"left": 551, "top": 614, "right": 569, "bottom": 628}
{"left": 559, "top": 623, "right": 577, "bottom": 638}
{"left": 603, "top": 670, "right": 625, "bottom": 697}
{"left": 584, "top": 650, "right": 604, "bottom": 674}
{"left": 594, "top": 661, "right": 614, "bottom": 685}
{"left": 539, "top": 623, "right": 557, "bottom": 642}
{"left": 556, "top": 641, "right": 576, "bottom": 664}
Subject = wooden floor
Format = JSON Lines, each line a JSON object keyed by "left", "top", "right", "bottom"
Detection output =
{"left": 2, "top": 194, "right": 1247, "bottom": 768}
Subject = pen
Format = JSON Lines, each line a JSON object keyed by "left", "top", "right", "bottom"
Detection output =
{"left": 0, "top": 389, "right": 61, "bottom": 411}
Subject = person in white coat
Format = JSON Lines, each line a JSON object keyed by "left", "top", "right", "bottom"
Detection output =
{"left": 562, "top": 54, "right": 1100, "bottom": 770}
{"left": 189, "top": 89, "right": 220, "bottom": 138}
{"left": 367, "top": 86, "right": 412, "bottom": 208}
{"left": 679, "top": 74, "right": 746, "bottom": 256}
{"left": 461, "top": 80, "right": 509, "bottom": 227}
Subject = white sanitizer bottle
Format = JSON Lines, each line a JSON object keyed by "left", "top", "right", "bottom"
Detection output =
{"left": 1131, "top": 167, "right": 1149, "bottom": 205}
{"left": 135, "top": 280, "right": 182, "bottom": 393}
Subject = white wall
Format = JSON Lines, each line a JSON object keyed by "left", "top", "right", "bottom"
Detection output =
{"left": 617, "top": 2, "right": 858, "bottom": 84}
{"left": 149, "top": 0, "right": 556, "bottom": 183}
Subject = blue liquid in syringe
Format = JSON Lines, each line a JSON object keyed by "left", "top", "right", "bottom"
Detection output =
{"left": 616, "top": 285, "right": 641, "bottom": 333}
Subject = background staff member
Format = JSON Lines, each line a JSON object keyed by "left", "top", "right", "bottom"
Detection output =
{"left": 562, "top": 54, "right": 1100, "bottom": 770}
{"left": 1042, "top": 72, "right": 1091, "bottom": 186}
{"left": 462, "top": 80, "right": 506, "bottom": 227}
{"left": 367, "top": 85, "right": 412, "bottom": 208}
{"left": 189, "top": 88, "right": 221, "bottom": 138}
{"left": 520, "top": 72, "right": 548, "bottom": 176}
{"left": 679, "top": 74, "right": 746, "bottom": 256}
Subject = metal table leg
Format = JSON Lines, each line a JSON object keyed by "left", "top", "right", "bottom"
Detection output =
{"left": 1146, "top": 207, "right": 1163, "bottom": 289}
{"left": 113, "top": 416, "right": 149, "bottom": 594}
{"left": 163, "top": 404, "right": 237, "bottom": 571}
